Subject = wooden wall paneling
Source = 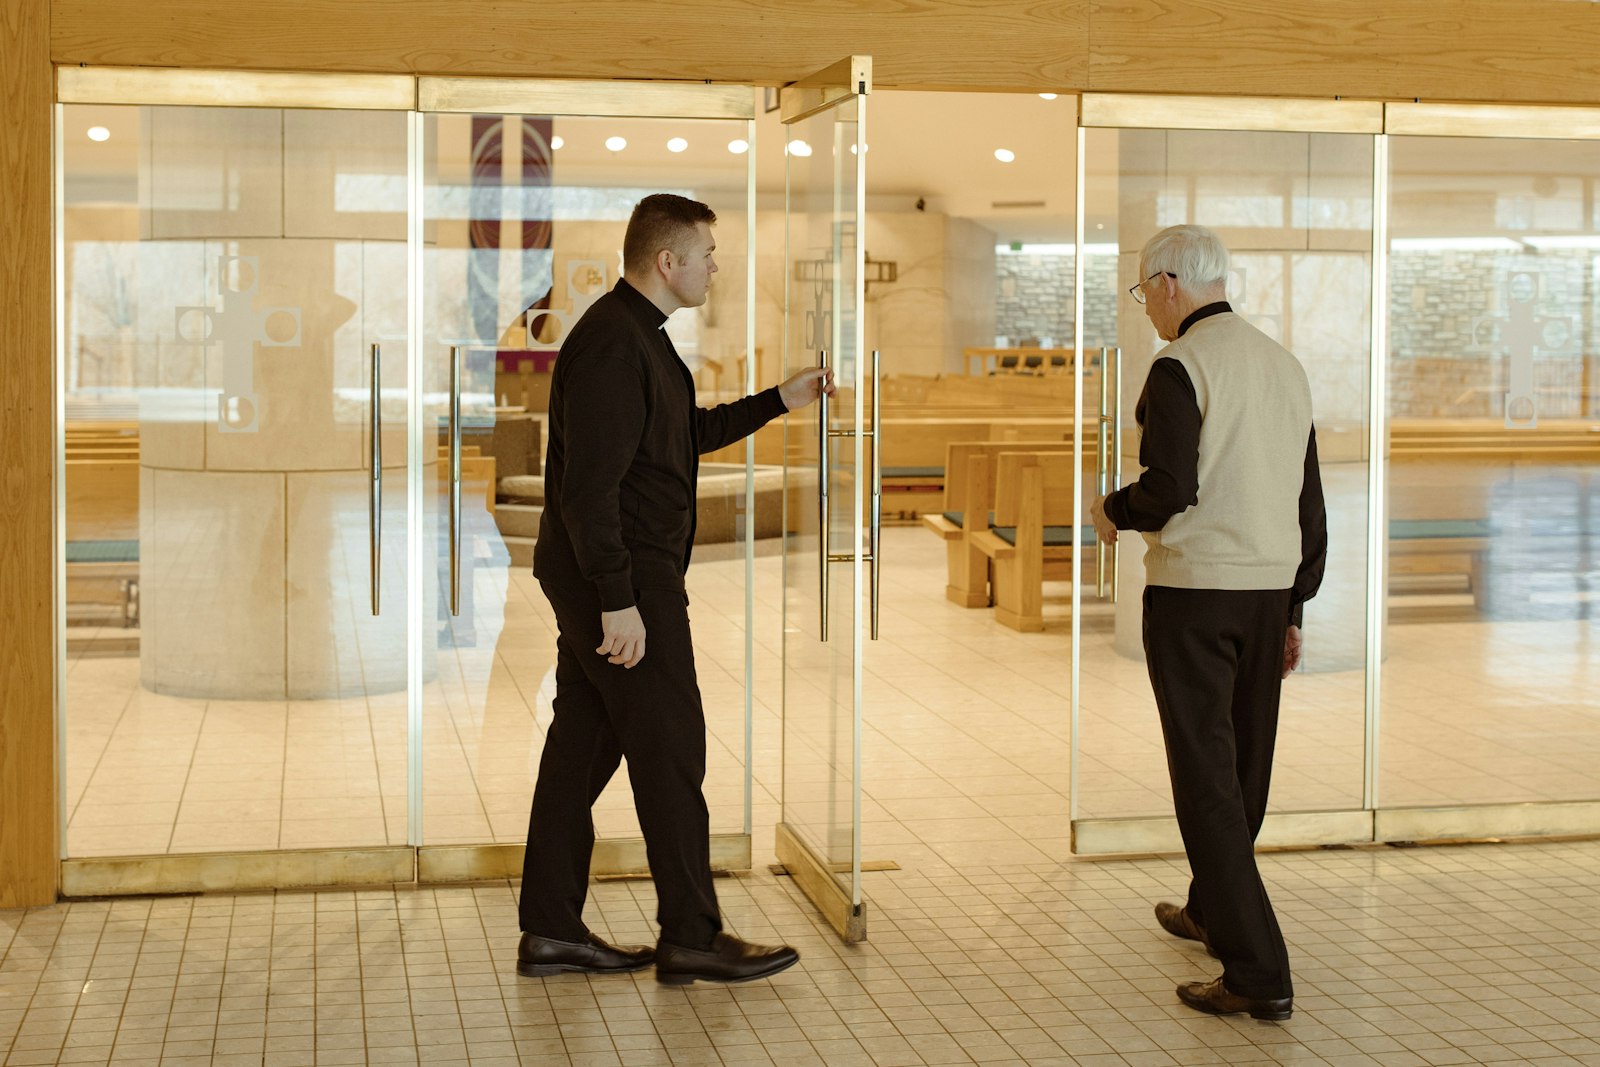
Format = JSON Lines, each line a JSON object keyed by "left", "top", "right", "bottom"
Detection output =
{"left": 48, "top": 0, "right": 1089, "bottom": 91}
{"left": 1086, "top": 0, "right": 1600, "bottom": 106}
{"left": 1, "top": 0, "right": 59, "bottom": 908}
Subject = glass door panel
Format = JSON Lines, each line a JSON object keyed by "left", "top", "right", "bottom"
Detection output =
{"left": 1074, "top": 124, "right": 1374, "bottom": 842}
{"left": 61, "top": 103, "right": 412, "bottom": 856}
{"left": 419, "top": 109, "right": 757, "bottom": 852}
{"left": 1381, "top": 135, "right": 1600, "bottom": 810}
{"left": 779, "top": 61, "right": 869, "bottom": 938}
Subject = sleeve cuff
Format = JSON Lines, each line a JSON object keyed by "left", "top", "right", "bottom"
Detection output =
{"left": 1289, "top": 601, "right": 1303, "bottom": 628}
{"left": 596, "top": 575, "right": 636, "bottom": 612}
{"left": 1103, "top": 489, "right": 1129, "bottom": 529}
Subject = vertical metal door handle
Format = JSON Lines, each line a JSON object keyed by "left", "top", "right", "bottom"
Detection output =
{"left": 1096, "top": 347, "right": 1112, "bottom": 599}
{"left": 1110, "top": 346, "right": 1122, "bottom": 602}
{"left": 817, "top": 348, "right": 830, "bottom": 641}
{"left": 370, "top": 342, "right": 382, "bottom": 616}
{"left": 869, "top": 349, "right": 881, "bottom": 640}
{"left": 449, "top": 344, "right": 462, "bottom": 617}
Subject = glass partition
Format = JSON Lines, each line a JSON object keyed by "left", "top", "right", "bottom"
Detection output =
{"left": 1075, "top": 125, "right": 1375, "bottom": 831}
{"left": 60, "top": 103, "right": 412, "bottom": 855}
{"left": 1381, "top": 135, "right": 1600, "bottom": 809}
{"left": 420, "top": 111, "right": 757, "bottom": 848}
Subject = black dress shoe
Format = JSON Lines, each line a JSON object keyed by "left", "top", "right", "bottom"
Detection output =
{"left": 516, "top": 932, "right": 654, "bottom": 977}
{"left": 1155, "top": 901, "right": 1217, "bottom": 958}
{"left": 1177, "top": 976, "right": 1292, "bottom": 1021}
{"left": 654, "top": 932, "right": 799, "bottom": 985}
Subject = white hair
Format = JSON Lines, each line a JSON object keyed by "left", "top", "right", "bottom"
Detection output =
{"left": 1139, "top": 224, "right": 1230, "bottom": 288}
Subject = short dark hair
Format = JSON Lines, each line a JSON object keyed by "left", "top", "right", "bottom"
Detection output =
{"left": 623, "top": 194, "right": 717, "bottom": 275}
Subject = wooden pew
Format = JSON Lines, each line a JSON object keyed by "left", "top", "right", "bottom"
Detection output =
{"left": 969, "top": 452, "right": 1095, "bottom": 632}
{"left": 921, "top": 440, "right": 1085, "bottom": 606}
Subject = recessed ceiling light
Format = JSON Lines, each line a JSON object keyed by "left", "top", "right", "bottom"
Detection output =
{"left": 87, "top": 126, "right": 110, "bottom": 142}
{"left": 787, "top": 139, "right": 812, "bottom": 157}
{"left": 1038, "top": 93, "right": 1058, "bottom": 100}
{"left": 551, "top": 135, "right": 564, "bottom": 150}
{"left": 1096, "top": 222, "right": 1105, "bottom": 230}
{"left": 605, "top": 136, "right": 627, "bottom": 152}
{"left": 994, "top": 148, "right": 1016, "bottom": 163}
{"left": 848, "top": 142, "right": 869, "bottom": 155}
{"left": 667, "top": 137, "right": 688, "bottom": 153}
{"left": 727, "top": 138, "right": 750, "bottom": 154}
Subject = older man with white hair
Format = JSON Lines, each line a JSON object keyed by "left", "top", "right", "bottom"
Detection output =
{"left": 1091, "top": 224, "right": 1327, "bottom": 1021}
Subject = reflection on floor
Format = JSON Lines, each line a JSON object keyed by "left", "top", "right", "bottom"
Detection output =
{"left": 5, "top": 839, "right": 1600, "bottom": 1065}
{"left": 64, "top": 527, "right": 1600, "bottom": 859}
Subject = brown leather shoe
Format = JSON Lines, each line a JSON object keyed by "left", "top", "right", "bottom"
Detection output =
{"left": 1155, "top": 901, "right": 1217, "bottom": 958}
{"left": 1177, "top": 976, "right": 1292, "bottom": 1021}
{"left": 654, "top": 932, "right": 799, "bottom": 985}
{"left": 516, "top": 932, "right": 654, "bottom": 977}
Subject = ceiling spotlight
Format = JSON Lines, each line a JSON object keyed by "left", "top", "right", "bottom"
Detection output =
{"left": 994, "top": 148, "right": 1016, "bottom": 163}
{"left": 727, "top": 138, "right": 750, "bottom": 154}
{"left": 605, "top": 136, "right": 627, "bottom": 152}
{"left": 667, "top": 137, "right": 688, "bottom": 153}
{"left": 1038, "top": 93, "right": 1058, "bottom": 101}
{"left": 551, "top": 135, "right": 564, "bottom": 150}
{"left": 87, "top": 126, "right": 110, "bottom": 142}
{"left": 787, "top": 139, "right": 812, "bottom": 157}
{"left": 849, "top": 142, "right": 869, "bottom": 155}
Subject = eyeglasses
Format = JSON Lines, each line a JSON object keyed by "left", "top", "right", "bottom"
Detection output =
{"left": 1128, "top": 271, "right": 1175, "bottom": 304}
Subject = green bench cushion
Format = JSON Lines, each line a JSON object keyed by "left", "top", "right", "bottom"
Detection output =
{"left": 66, "top": 540, "right": 140, "bottom": 563}
{"left": 990, "top": 525, "right": 1097, "bottom": 548}
{"left": 1390, "top": 518, "right": 1492, "bottom": 539}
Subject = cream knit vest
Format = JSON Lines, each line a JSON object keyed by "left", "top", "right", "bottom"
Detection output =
{"left": 1140, "top": 312, "right": 1312, "bottom": 590}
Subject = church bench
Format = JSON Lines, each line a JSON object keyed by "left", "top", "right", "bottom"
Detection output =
{"left": 969, "top": 451, "right": 1095, "bottom": 632}
{"left": 921, "top": 440, "right": 1085, "bottom": 606}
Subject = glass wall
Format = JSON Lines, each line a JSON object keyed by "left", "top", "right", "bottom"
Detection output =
{"left": 1076, "top": 124, "right": 1374, "bottom": 826}
{"left": 419, "top": 111, "right": 757, "bottom": 848}
{"left": 61, "top": 103, "right": 412, "bottom": 855}
{"left": 1381, "top": 135, "right": 1600, "bottom": 808}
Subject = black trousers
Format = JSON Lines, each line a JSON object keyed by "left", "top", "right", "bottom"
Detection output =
{"left": 1143, "top": 585, "right": 1294, "bottom": 1000}
{"left": 519, "top": 579, "right": 722, "bottom": 950}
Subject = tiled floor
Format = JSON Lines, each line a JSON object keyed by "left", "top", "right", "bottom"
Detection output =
{"left": 5, "top": 838, "right": 1600, "bottom": 1066}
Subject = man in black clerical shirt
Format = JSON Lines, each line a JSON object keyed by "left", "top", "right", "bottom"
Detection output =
{"left": 517, "top": 194, "right": 832, "bottom": 985}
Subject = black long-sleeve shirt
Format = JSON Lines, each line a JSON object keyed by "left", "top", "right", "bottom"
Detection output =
{"left": 533, "top": 279, "right": 787, "bottom": 610}
{"left": 1104, "top": 302, "right": 1328, "bottom": 625}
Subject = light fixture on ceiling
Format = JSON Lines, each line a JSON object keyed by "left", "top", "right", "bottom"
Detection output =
{"left": 551, "top": 135, "right": 565, "bottom": 150}
{"left": 1038, "top": 93, "right": 1058, "bottom": 100}
{"left": 605, "top": 136, "right": 627, "bottom": 152}
{"left": 994, "top": 148, "right": 1016, "bottom": 163}
{"left": 87, "top": 126, "right": 110, "bottom": 142}
{"left": 787, "top": 139, "right": 812, "bottom": 157}
{"left": 667, "top": 137, "right": 688, "bottom": 153}
{"left": 849, "top": 142, "right": 869, "bottom": 155}
{"left": 727, "top": 138, "right": 750, "bottom": 154}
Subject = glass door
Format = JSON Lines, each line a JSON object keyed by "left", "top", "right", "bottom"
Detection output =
{"left": 1375, "top": 104, "right": 1600, "bottom": 841}
{"left": 58, "top": 87, "right": 415, "bottom": 891}
{"left": 778, "top": 57, "right": 872, "bottom": 941}
{"left": 1071, "top": 97, "right": 1381, "bottom": 854}
{"left": 415, "top": 79, "right": 761, "bottom": 879}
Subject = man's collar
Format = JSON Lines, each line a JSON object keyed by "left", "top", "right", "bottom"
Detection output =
{"left": 1177, "top": 301, "right": 1231, "bottom": 338}
{"left": 614, "top": 277, "right": 669, "bottom": 328}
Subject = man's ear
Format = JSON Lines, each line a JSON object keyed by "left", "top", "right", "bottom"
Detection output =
{"left": 656, "top": 247, "right": 675, "bottom": 275}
